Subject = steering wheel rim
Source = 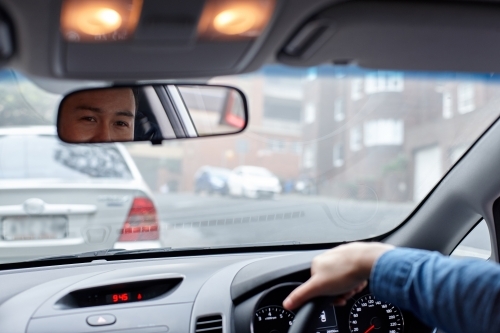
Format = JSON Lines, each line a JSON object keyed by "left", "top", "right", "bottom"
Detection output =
{"left": 288, "top": 297, "right": 332, "bottom": 333}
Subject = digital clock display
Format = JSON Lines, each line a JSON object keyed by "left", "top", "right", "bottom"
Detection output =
{"left": 65, "top": 277, "right": 182, "bottom": 308}
{"left": 105, "top": 292, "right": 143, "bottom": 304}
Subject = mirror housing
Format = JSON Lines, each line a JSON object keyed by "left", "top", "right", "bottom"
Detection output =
{"left": 57, "top": 84, "right": 248, "bottom": 144}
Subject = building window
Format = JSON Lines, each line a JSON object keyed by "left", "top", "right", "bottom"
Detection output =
{"left": 350, "top": 126, "right": 363, "bottom": 151}
{"left": 457, "top": 83, "right": 475, "bottom": 114}
{"left": 333, "top": 143, "right": 345, "bottom": 167}
{"left": 442, "top": 91, "right": 453, "bottom": 119}
{"left": 363, "top": 119, "right": 404, "bottom": 147}
{"left": 351, "top": 78, "right": 364, "bottom": 101}
{"left": 365, "top": 71, "right": 404, "bottom": 94}
{"left": 334, "top": 99, "right": 345, "bottom": 122}
{"left": 303, "top": 146, "right": 315, "bottom": 168}
{"left": 413, "top": 145, "right": 442, "bottom": 202}
{"left": 304, "top": 102, "right": 316, "bottom": 124}
{"left": 264, "top": 96, "right": 302, "bottom": 122}
{"left": 291, "top": 142, "right": 303, "bottom": 154}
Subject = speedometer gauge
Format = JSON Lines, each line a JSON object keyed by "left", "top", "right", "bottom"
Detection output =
{"left": 253, "top": 306, "right": 295, "bottom": 333}
{"left": 349, "top": 294, "right": 403, "bottom": 333}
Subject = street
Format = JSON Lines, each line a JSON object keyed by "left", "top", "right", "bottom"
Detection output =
{"left": 153, "top": 193, "right": 415, "bottom": 249}
{"left": 153, "top": 193, "right": 491, "bottom": 259}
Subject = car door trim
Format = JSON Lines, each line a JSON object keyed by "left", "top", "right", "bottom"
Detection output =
{"left": 165, "top": 85, "right": 198, "bottom": 138}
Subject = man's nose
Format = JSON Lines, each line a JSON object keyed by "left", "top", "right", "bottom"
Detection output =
{"left": 90, "top": 122, "right": 112, "bottom": 143}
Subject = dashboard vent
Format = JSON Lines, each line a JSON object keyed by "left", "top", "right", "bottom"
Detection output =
{"left": 195, "top": 315, "right": 223, "bottom": 333}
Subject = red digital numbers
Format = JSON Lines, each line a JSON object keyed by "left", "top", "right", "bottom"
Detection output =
{"left": 111, "top": 293, "right": 130, "bottom": 303}
{"left": 106, "top": 292, "right": 144, "bottom": 304}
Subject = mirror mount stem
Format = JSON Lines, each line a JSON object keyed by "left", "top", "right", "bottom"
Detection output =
{"left": 150, "top": 139, "right": 162, "bottom": 146}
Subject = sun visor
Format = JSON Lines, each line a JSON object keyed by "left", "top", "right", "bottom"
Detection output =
{"left": 0, "top": 8, "right": 13, "bottom": 65}
{"left": 278, "top": 0, "right": 500, "bottom": 73}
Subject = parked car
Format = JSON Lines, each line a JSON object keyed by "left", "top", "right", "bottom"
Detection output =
{"left": 194, "top": 166, "right": 231, "bottom": 195}
{"left": 0, "top": 126, "right": 160, "bottom": 260}
{"left": 227, "top": 166, "right": 282, "bottom": 199}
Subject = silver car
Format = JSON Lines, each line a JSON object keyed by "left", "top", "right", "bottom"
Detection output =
{"left": 227, "top": 166, "right": 282, "bottom": 199}
{"left": 0, "top": 126, "right": 160, "bottom": 262}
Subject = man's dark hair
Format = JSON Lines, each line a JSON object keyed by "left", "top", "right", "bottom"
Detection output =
{"left": 131, "top": 87, "right": 140, "bottom": 111}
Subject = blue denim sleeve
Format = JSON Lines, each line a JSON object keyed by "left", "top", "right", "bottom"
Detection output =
{"left": 370, "top": 248, "right": 500, "bottom": 333}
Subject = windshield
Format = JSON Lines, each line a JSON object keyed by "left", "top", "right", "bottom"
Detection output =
{"left": 0, "top": 66, "right": 499, "bottom": 263}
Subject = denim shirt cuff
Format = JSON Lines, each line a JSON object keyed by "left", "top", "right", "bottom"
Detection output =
{"left": 369, "top": 247, "right": 429, "bottom": 308}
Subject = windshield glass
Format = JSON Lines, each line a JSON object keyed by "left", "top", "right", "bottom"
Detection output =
{"left": 0, "top": 66, "right": 499, "bottom": 263}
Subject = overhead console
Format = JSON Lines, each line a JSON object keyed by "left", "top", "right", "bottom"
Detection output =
{"left": 279, "top": 0, "right": 500, "bottom": 73}
{"left": 52, "top": 0, "right": 277, "bottom": 80}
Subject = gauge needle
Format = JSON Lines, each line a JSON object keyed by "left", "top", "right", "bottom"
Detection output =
{"left": 364, "top": 325, "right": 375, "bottom": 333}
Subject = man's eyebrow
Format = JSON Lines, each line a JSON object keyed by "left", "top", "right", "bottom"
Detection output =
{"left": 115, "top": 110, "right": 135, "bottom": 118}
{"left": 75, "top": 106, "right": 134, "bottom": 118}
{"left": 75, "top": 105, "right": 102, "bottom": 113}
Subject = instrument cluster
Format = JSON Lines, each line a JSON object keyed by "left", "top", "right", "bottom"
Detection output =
{"left": 248, "top": 283, "right": 431, "bottom": 333}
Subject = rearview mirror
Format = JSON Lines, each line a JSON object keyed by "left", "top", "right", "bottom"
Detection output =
{"left": 57, "top": 84, "right": 248, "bottom": 144}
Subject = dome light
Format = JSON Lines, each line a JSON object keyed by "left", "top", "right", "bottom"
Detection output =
{"left": 61, "top": 0, "right": 143, "bottom": 42}
{"left": 77, "top": 8, "right": 122, "bottom": 36}
{"left": 198, "top": 0, "right": 275, "bottom": 40}
{"left": 213, "top": 9, "right": 256, "bottom": 35}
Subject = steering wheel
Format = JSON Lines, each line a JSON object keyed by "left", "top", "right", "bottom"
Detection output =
{"left": 288, "top": 297, "right": 331, "bottom": 333}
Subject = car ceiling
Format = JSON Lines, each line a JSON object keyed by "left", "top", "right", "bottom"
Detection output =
{"left": 0, "top": 0, "right": 500, "bottom": 83}
{"left": 0, "top": 0, "right": 499, "bottom": 259}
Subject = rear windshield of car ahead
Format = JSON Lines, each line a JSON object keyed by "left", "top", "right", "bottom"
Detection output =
{"left": 0, "top": 135, "right": 133, "bottom": 180}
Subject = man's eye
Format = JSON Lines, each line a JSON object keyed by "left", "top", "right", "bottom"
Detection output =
{"left": 81, "top": 117, "right": 96, "bottom": 122}
{"left": 115, "top": 121, "right": 129, "bottom": 127}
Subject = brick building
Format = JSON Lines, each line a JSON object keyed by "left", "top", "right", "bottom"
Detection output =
{"left": 301, "top": 68, "right": 500, "bottom": 203}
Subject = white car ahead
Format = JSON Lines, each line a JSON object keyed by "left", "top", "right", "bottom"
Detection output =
{"left": 0, "top": 126, "right": 160, "bottom": 262}
{"left": 227, "top": 166, "right": 282, "bottom": 199}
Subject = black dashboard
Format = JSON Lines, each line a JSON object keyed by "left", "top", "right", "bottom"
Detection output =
{"left": 0, "top": 250, "right": 434, "bottom": 333}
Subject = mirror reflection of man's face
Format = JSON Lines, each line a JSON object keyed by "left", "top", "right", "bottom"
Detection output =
{"left": 58, "top": 88, "right": 135, "bottom": 143}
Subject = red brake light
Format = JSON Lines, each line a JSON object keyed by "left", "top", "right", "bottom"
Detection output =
{"left": 119, "top": 197, "right": 159, "bottom": 241}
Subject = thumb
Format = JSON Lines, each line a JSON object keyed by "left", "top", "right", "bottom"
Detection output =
{"left": 283, "top": 276, "right": 323, "bottom": 310}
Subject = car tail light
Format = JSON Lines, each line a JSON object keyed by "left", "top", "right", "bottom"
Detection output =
{"left": 119, "top": 197, "right": 159, "bottom": 242}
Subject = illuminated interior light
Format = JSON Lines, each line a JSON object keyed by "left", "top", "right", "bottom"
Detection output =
{"left": 198, "top": 0, "right": 275, "bottom": 40}
{"left": 77, "top": 8, "right": 123, "bottom": 36}
{"left": 213, "top": 9, "right": 256, "bottom": 35}
{"left": 61, "top": 0, "right": 143, "bottom": 42}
